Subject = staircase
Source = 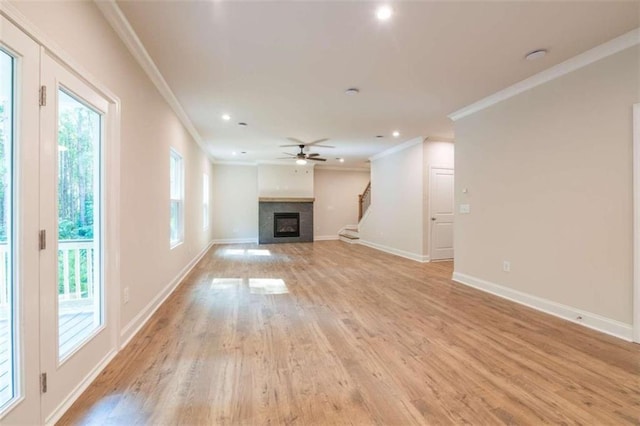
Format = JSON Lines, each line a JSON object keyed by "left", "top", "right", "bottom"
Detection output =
{"left": 338, "top": 182, "right": 371, "bottom": 244}
{"left": 339, "top": 225, "right": 360, "bottom": 244}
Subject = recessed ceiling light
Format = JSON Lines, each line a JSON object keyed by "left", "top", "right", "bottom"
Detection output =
{"left": 525, "top": 49, "right": 547, "bottom": 61}
{"left": 232, "top": 151, "right": 237, "bottom": 156}
{"left": 392, "top": 130, "right": 400, "bottom": 137}
{"left": 337, "top": 158, "right": 345, "bottom": 163}
{"left": 296, "top": 159, "right": 307, "bottom": 165}
{"left": 221, "top": 114, "right": 231, "bottom": 121}
{"left": 238, "top": 122, "right": 247, "bottom": 126}
{"left": 345, "top": 88, "right": 360, "bottom": 95}
{"left": 376, "top": 5, "right": 392, "bottom": 21}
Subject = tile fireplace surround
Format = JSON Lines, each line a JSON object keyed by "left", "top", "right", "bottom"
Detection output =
{"left": 258, "top": 197, "right": 314, "bottom": 244}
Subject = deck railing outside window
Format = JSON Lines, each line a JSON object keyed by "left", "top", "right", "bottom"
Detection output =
{"left": 0, "top": 240, "right": 95, "bottom": 307}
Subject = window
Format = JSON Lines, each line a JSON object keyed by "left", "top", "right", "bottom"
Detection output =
{"left": 203, "top": 173, "right": 209, "bottom": 230}
{"left": 169, "top": 149, "right": 183, "bottom": 247}
{"left": 57, "top": 88, "right": 103, "bottom": 360}
{"left": 0, "top": 47, "right": 16, "bottom": 409}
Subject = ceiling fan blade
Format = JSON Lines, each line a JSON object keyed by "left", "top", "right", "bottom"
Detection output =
{"left": 308, "top": 144, "right": 334, "bottom": 148}
{"left": 280, "top": 144, "right": 304, "bottom": 148}
{"left": 306, "top": 138, "right": 329, "bottom": 146}
{"left": 286, "top": 137, "right": 306, "bottom": 145}
{"left": 307, "top": 157, "right": 327, "bottom": 162}
{"left": 307, "top": 153, "right": 320, "bottom": 157}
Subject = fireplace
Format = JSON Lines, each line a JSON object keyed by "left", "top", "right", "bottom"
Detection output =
{"left": 274, "top": 212, "right": 300, "bottom": 238}
{"left": 258, "top": 198, "right": 313, "bottom": 244}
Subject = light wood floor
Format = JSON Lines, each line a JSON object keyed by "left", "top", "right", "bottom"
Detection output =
{"left": 59, "top": 241, "right": 640, "bottom": 425}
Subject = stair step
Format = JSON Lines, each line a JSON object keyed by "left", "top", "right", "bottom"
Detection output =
{"left": 339, "top": 233, "right": 359, "bottom": 240}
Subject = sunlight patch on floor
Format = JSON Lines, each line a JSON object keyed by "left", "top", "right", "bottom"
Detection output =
{"left": 223, "top": 248, "right": 272, "bottom": 257}
{"left": 210, "top": 278, "right": 243, "bottom": 290}
{"left": 224, "top": 249, "right": 246, "bottom": 256}
{"left": 247, "top": 249, "right": 271, "bottom": 256}
{"left": 248, "top": 278, "right": 289, "bottom": 295}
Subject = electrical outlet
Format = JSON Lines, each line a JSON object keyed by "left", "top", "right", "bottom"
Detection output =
{"left": 123, "top": 287, "right": 130, "bottom": 304}
{"left": 502, "top": 261, "right": 511, "bottom": 272}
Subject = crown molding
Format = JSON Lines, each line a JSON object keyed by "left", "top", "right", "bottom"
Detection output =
{"left": 0, "top": 2, "right": 120, "bottom": 104}
{"left": 211, "top": 160, "right": 257, "bottom": 166}
{"left": 425, "top": 136, "right": 455, "bottom": 143}
{"left": 256, "top": 160, "right": 317, "bottom": 167}
{"left": 369, "top": 137, "right": 424, "bottom": 162}
{"left": 314, "top": 166, "right": 370, "bottom": 172}
{"left": 95, "top": 0, "right": 210, "bottom": 159}
{"left": 210, "top": 161, "right": 369, "bottom": 172}
{"left": 448, "top": 27, "right": 640, "bottom": 122}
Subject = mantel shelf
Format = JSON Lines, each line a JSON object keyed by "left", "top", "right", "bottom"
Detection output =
{"left": 259, "top": 197, "right": 315, "bottom": 203}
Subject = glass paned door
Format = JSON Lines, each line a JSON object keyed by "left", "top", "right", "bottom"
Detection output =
{"left": 0, "top": 47, "right": 15, "bottom": 410}
{"left": 0, "top": 14, "right": 40, "bottom": 424}
{"left": 40, "top": 52, "right": 114, "bottom": 422}
{"left": 56, "top": 89, "right": 102, "bottom": 360}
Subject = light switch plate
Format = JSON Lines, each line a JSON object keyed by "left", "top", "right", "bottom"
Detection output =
{"left": 459, "top": 204, "right": 471, "bottom": 214}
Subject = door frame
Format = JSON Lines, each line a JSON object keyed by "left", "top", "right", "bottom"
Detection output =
{"left": 428, "top": 166, "right": 455, "bottom": 261}
{"left": 633, "top": 103, "right": 639, "bottom": 343}
{"left": 39, "top": 51, "right": 120, "bottom": 424}
{"left": 0, "top": 13, "right": 41, "bottom": 424}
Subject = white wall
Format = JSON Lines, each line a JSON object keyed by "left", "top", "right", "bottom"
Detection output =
{"left": 10, "top": 1, "right": 214, "bottom": 337}
{"left": 314, "top": 168, "right": 370, "bottom": 239}
{"left": 211, "top": 164, "right": 258, "bottom": 242}
{"left": 210, "top": 164, "right": 369, "bottom": 241}
{"left": 359, "top": 139, "right": 425, "bottom": 260}
{"left": 258, "top": 164, "right": 314, "bottom": 197}
{"left": 454, "top": 46, "right": 639, "bottom": 330}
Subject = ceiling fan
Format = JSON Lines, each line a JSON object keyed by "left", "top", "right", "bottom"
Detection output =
{"left": 280, "top": 137, "right": 334, "bottom": 149}
{"left": 278, "top": 138, "right": 334, "bottom": 164}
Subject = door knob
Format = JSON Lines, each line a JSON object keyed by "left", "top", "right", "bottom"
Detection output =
{"left": 431, "top": 217, "right": 436, "bottom": 221}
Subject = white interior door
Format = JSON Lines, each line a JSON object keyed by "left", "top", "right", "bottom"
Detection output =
{"left": 39, "top": 52, "right": 114, "bottom": 423}
{"left": 0, "top": 15, "right": 41, "bottom": 425}
{"left": 429, "top": 167, "right": 454, "bottom": 261}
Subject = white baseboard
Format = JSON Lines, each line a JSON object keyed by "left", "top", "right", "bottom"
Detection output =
{"left": 452, "top": 271, "right": 633, "bottom": 342}
{"left": 358, "top": 239, "right": 430, "bottom": 263}
{"left": 120, "top": 240, "right": 214, "bottom": 348}
{"left": 212, "top": 238, "right": 257, "bottom": 244}
{"left": 314, "top": 235, "right": 339, "bottom": 241}
{"left": 44, "top": 348, "right": 117, "bottom": 426}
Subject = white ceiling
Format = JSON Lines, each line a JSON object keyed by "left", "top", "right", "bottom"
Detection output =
{"left": 115, "top": 1, "right": 639, "bottom": 169}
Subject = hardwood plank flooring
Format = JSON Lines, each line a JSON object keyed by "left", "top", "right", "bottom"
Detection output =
{"left": 58, "top": 241, "right": 640, "bottom": 425}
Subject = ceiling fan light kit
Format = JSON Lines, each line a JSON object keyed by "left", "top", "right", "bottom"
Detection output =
{"left": 278, "top": 138, "right": 334, "bottom": 163}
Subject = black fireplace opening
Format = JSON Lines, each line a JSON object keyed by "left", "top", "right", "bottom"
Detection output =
{"left": 274, "top": 212, "right": 300, "bottom": 238}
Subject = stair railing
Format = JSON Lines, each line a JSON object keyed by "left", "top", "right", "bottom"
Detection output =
{"left": 358, "top": 182, "right": 371, "bottom": 221}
